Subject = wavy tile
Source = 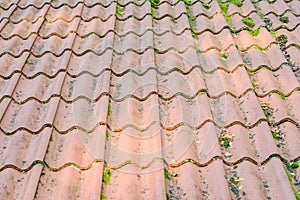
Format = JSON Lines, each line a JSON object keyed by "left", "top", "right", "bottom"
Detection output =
{"left": 11, "top": 73, "right": 65, "bottom": 102}
{"left": 22, "top": 51, "right": 71, "bottom": 78}
{"left": 252, "top": 66, "right": 300, "bottom": 96}
{"left": 203, "top": 66, "right": 253, "bottom": 97}
{"left": 32, "top": 33, "right": 76, "bottom": 56}
{"left": 166, "top": 161, "right": 230, "bottom": 199}
{"left": 49, "top": 0, "right": 80, "bottom": 8}
{"left": 61, "top": 71, "right": 110, "bottom": 101}
{"left": 53, "top": 97, "right": 109, "bottom": 132}
{"left": 36, "top": 163, "right": 103, "bottom": 199}
{"left": 198, "top": 47, "right": 244, "bottom": 72}
{"left": 155, "top": 48, "right": 199, "bottom": 72}
{"left": 268, "top": 12, "right": 300, "bottom": 31}
{"left": 103, "top": 167, "right": 165, "bottom": 199}
{"left": 227, "top": 0, "right": 256, "bottom": 17}
{"left": 0, "top": 128, "right": 51, "bottom": 169}
{"left": 111, "top": 49, "right": 154, "bottom": 74}
{"left": 259, "top": 92, "right": 300, "bottom": 124}
{"left": 160, "top": 94, "right": 212, "bottom": 128}
{"left": 78, "top": 17, "right": 114, "bottom": 36}
{"left": 235, "top": 28, "right": 275, "bottom": 50}
{"left": 0, "top": 53, "right": 28, "bottom": 78}
{"left": 81, "top": 2, "right": 115, "bottom": 21}
{"left": 107, "top": 95, "right": 160, "bottom": 132}
{"left": 277, "top": 26, "right": 300, "bottom": 47}
{"left": 195, "top": 29, "right": 235, "bottom": 52}
{"left": 287, "top": 0, "right": 300, "bottom": 16}
{"left": 10, "top": 4, "right": 48, "bottom": 23}
{"left": 0, "top": 73, "right": 21, "bottom": 99}
{"left": 67, "top": 51, "right": 113, "bottom": 76}
{"left": 45, "top": 126, "right": 106, "bottom": 168}
{"left": 154, "top": 0, "right": 185, "bottom": 19}
{"left": 241, "top": 45, "right": 287, "bottom": 71}
{"left": 190, "top": 0, "right": 221, "bottom": 17}
{"left": 256, "top": 0, "right": 290, "bottom": 16}
{"left": 0, "top": 34, "right": 36, "bottom": 56}
{"left": 231, "top": 12, "right": 264, "bottom": 31}
{"left": 1, "top": 19, "right": 43, "bottom": 39}
{"left": 109, "top": 70, "right": 157, "bottom": 99}
{"left": 209, "top": 92, "right": 266, "bottom": 127}
{"left": 39, "top": 17, "right": 79, "bottom": 37}
{"left": 157, "top": 68, "right": 206, "bottom": 98}
{"left": 0, "top": 166, "right": 42, "bottom": 200}
{"left": 72, "top": 32, "right": 114, "bottom": 55}
{"left": 0, "top": 99, "right": 59, "bottom": 133}
{"left": 287, "top": 46, "right": 300, "bottom": 71}
{"left": 18, "top": 0, "right": 49, "bottom": 8}
{"left": 154, "top": 31, "right": 194, "bottom": 52}
{"left": 46, "top": 2, "right": 83, "bottom": 22}
{"left": 153, "top": 13, "right": 189, "bottom": 35}
{"left": 0, "top": 0, "right": 17, "bottom": 9}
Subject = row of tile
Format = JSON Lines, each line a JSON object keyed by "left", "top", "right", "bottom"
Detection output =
{"left": 0, "top": 92, "right": 300, "bottom": 168}
{"left": 1, "top": 64, "right": 299, "bottom": 104}
{"left": 1, "top": 2, "right": 300, "bottom": 36}
{"left": 1, "top": 0, "right": 299, "bottom": 17}
{"left": 1, "top": 157, "right": 299, "bottom": 199}
{"left": 2, "top": 117, "right": 299, "bottom": 170}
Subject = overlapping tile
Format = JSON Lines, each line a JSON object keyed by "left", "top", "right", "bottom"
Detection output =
{"left": 1, "top": 0, "right": 300, "bottom": 199}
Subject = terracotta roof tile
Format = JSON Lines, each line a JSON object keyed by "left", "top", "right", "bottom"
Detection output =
{"left": 1, "top": 0, "right": 300, "bottom": 199}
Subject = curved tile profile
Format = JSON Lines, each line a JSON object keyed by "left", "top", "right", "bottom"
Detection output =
{"left": 252, "top": 66, "right": 300, "bottom": 96}
{"left": 0, "top": 128, "right": 51, "bottom": 169}
{"left": 36, "top": 163, "right": 103, "bottom": 200}
{"left": 227, "top": 0, "right": 256, "bottom": 17}
{"left": 0, "top": 165, "right": 42, "bottom": 200}
{"left": 241, "top": 45, "right": 288, "bottom": 71}
{"left": 1, "top": 0, "right": 300, "bottom": 199}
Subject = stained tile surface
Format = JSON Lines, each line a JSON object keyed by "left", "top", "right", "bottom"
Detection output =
{"left": 0, "top": 0, "right": 300, "bottom": 199}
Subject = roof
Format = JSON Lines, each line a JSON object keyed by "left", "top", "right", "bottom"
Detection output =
{"left": 0, "top": 0, "right": 300, "bottom": 199}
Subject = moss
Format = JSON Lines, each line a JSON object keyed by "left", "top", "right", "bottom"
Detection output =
{"left": 183, "top": 0, "right": 192, "bottom": 6}
{"left": 291, "top": 162, "right": 299, "bottom": 169}
{"left": 229, "top": 177, "right": 242, "bottom": 185}
{"left": 150, "top": 0, "right": 160, "bottom": 9}
{"left": 258, "top": 13, "right": 264, "bottom": 19}
{"left": 202, "top": 3, "right": 210, "bottom": 9}
{"left": 280, "top": 16, "right": 289, "bottom": 24}
{"left": 192, "top": 32, "right": 199, "bottom": 39}
{"left": 116, "top": 6, "right": 125, "bottom": 17}
{"left": 164, "top": 168, "right": 172, "bottom": 180}
{"left": 105, "top": 131, "right": 110, "bottom": 140}
{"left": 220, "top": 49, "right": 228, "bottom": 60}
{"left": 272, "top": 133, "right": 280, "bottom": 140}
{"left": 219, "top": 2, "right": 229, "bottom": 15}
{"left": 270, "top": 31, "right": 277, "bottom": 37}
{"left": 242, "top": 17, "right": 255, "bottom": 28}
{"left": 276, "top": 34, "right": 288, "bottom": 43}
{"left": 101, "top": 194, "right": 107, "bottom": 200}
{"left": 248, "top": 28, "right": 260, "bottom": 37}
{"left": 220, "top": 138, "right": 231, "bottom": 148}
{"left": 225, "top": 15, "right": 232, "bottom": 24}
{"left": 103, "top": 166, "right": 112, "bottom": 185}
{"left": 284, "top": 165, "right": 300, "bottom": 200}
{"left": 279, "top": 94, "right": 286, "bottom": 100}
{"left": 166, "top": 193, "right": 170, "bottom": 200}
{"left": 231, "top": 0, "right": 243, "bottom": 7}
{"left": 107, "top": 104, "right": 112, "bottom": 116}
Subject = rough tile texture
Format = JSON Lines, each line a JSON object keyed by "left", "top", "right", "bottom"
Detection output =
{"left": 0, "top": 0, "right": 300, "bottom": 199}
